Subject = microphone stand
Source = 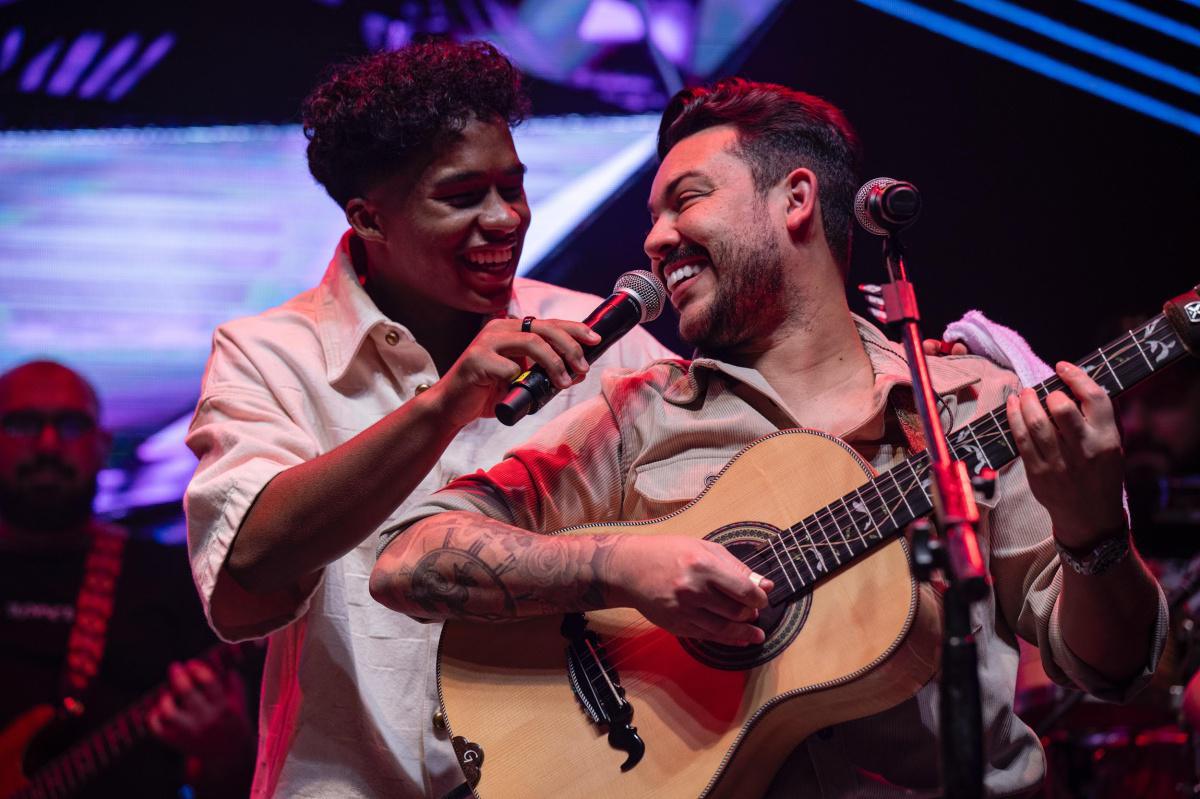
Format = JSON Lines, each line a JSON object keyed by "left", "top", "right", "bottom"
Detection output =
{"left": 877, "top": 233, "right": 991, "bottom": 799}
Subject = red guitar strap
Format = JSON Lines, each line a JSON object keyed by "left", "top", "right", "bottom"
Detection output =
{"left": 889, "top": 387, "right": 928, "bottom": 455}
{"left": 60, "top": 530, "right": 126, "bottom": 708}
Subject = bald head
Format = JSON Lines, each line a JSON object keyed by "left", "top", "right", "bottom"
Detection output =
{"left": 0, "top": 360, "right": 108, "bottom": 537}
{"left": 0, "top": 361, "right": 100, "bottom": 418}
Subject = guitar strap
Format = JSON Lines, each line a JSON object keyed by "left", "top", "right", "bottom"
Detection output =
{"left": 60, "top": 530, "right": 126, "bottom": 709}
{"left": 888, "top": 387, "right": 928, "bottom": 455}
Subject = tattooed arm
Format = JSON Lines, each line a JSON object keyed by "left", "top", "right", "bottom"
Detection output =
{"left": 369, "top": 510, "right": 774, "bottom": 646}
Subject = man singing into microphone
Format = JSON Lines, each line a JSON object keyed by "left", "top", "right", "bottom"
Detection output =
{"left": 183, "top": 41, "right": 673, "bottom": 798}
{"left": 370, "top": 79, "right": 1167, "bottom": 796}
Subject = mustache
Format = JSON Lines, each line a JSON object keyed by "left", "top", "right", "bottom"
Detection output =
{"left": 660, "top": 244, "right": 710, "bottom": 273}
{"left": 15, "top": 455, "right": 77, "bottom": 481}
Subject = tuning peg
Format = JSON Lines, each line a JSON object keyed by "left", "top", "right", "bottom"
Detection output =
{"left": 858, "top": 283, "right": 889, "bottom": 324}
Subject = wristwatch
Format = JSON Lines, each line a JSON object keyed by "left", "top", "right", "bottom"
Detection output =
{"left": 1054, "top": 532, "right": 1131, "bottom": 576}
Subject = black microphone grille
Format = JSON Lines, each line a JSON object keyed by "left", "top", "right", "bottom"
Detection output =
{"left": 614, "top": 270, "right": 666, "bottom": 323}
{"left": 854, "top": 177, "right": 898, "bottom": 237}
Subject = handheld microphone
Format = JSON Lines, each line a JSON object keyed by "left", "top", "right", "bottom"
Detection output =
{"left": 854, "top": 178, "right": 922, "bottom": 236}
{"left": 495, "top": 270, "right": 666, "bottom": 427}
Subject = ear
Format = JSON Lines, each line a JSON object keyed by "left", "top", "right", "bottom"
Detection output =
{"left": 783, "top": 167, "right": 818, "bottom": 237}
{"left": 345, "top": 198, "right": 386, "bottom": 244}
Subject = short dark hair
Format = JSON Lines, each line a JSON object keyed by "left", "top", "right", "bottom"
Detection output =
{"left": 302, "top": 40, "right": 530, "bottom": 208}
{"left": 657, "top": 78, "right": 862, "bottom": 272}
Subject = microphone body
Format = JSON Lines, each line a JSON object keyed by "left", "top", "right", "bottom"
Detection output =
{"left": 495, "top": 270, "right": 665, "bottom": 426}
{"left": 854, "top": 177, "right": 922, "bottom": 236}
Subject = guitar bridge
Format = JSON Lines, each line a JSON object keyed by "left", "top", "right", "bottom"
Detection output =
{"left": 561, "top": 613, "right": 645, "bottom": 771}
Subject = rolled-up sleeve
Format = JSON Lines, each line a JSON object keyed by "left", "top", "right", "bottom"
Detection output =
{"left": 989, "top": 457, "right": 1168, "bottom": 702}
{"left": 378, "top": 380, "right": 628, "bottom": 557}
{"left": 185, "top": 328, "right": 321, "bottom": 642}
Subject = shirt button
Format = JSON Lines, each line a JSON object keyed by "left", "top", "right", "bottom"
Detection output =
{"left": 432, "top": 709, "right": 446, "bottom": 732}
{"left": 415, "top": 382, "right": 432, "bottom": 394}
{"left": 384, "top": 329, "right": 401, "bottom": 346}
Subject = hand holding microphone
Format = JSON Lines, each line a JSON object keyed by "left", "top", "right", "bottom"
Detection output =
{"left": 424, "top": 271, "right": 666, "bottom": 430}
{"left": 496, "top": 270, "right": 666, "bottom": 425}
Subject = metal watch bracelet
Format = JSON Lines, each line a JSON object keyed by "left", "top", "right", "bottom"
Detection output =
{"left": 1054, "top": 532, "right": 1131, "bottom": 576}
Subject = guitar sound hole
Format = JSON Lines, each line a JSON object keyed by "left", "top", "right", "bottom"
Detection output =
{"left": 677, "top": 529, "right": 810, "bottom": 670}
{"left": 725, "top": 540, "right": 787, "bottom": 639}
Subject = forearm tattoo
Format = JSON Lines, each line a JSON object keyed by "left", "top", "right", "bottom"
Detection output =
{"left": 388, "top": 513, "right": 622, "bottom": 621}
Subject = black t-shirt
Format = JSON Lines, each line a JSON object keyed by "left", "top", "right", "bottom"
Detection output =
{"left": 0, "top": 525, "right": 220, "bottom": 798}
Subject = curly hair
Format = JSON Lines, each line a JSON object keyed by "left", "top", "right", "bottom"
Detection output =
{"left": 302, "top": 40, "right": 530, "bottom": 208}
{"left": 658, "top": 78, "right": 862, "bottom": 274}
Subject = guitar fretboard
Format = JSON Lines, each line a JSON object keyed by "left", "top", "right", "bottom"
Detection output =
{"left": 757, "top": 313, "right": 1189, "bottom": 604}
{"left": 16, "top": 642, "right": 251, "bottom": 799}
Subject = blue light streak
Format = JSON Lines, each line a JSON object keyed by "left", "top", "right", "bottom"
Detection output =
{"left": 1075, "top": 0, "right": 1200, "bottom": 48}
{"left": 955, "top": 0, "right": 1200, "bottom": 95}
{"left": 855, "top": 0, "right": 1200, "bottom": 135}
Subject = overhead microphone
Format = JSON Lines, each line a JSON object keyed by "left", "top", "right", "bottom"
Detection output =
{"left": 854, "top": 177, "right": 922, "bottom": 236}
{"left": 495, "top": 270, "right": 666, "bottom": 426}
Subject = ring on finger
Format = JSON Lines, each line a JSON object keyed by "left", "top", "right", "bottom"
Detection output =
{"left": 521, "top": 315, "right": 536, "bottom": 334}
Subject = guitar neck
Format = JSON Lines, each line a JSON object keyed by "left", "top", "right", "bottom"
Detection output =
{"left": 17, "top": 641, "right": 249, "bottom": 799}
{"left": 761, "top": 312, "right": 1191, "bottom": 605}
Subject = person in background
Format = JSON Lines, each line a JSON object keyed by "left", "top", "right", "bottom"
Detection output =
{"left": 0, "top": 360, "right": 255, "bottom": 798}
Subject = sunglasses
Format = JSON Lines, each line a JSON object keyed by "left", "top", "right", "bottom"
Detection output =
{"left": 0, "top": 411, "right": 97, "bottom": 441}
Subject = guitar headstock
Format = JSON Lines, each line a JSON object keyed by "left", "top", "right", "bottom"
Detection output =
{"left": 1163, "top": 283, "right": 1200, "bottom": 357}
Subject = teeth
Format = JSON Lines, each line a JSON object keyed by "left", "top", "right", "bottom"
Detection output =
{"left": 465, "top": 248, "right": 513, "bottom": 266}
{"left": 666, "top": 263, "right": 705, "bottom": 291}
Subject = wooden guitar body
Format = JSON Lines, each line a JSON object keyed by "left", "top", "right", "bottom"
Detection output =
{"left": 438, "top": 429, "right": 942, "bottom": 799}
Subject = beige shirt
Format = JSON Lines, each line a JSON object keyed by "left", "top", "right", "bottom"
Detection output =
{"left": 183, "top": 231, "right": 675, "bottom": 799}
{"left": 385, "top": 316, "right": 1168, "bottom": 798}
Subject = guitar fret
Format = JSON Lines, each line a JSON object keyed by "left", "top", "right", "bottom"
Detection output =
{"left": 782, "top": 524, "right": 817, "bottom": 585}
{"left": 824, "top": 505, "right": 855, "bottom": 562}
{"left": 992, "top": 408, "right": 1016, "bottom": 457}
{"left": 869, "top": 479, "right": 899, "bottom": 531}
{"left": 765, "top": 532, "right": 799, "bottom": 591}
{"left": 888, "top": 469, "right": 915, "bottom": 518}
{"left": 907, "top": 460, "right": 932, "bottom": 505}
{"left": 967, "top": 427, "right": 993, "bottom": 469}
{"left": 799, "top": 518, "right": 830, "bottom": 572}
{"left": 1098, "top": 348, "right": 1124, "bottom": 390}
{"left": 852, "top": 486, "right": 885, "bottom": 540}
{"left": 840, "top": 496, "right": 869, "bottom": 549}
{"left": 815, "top": 509, "right": 844, "bottom": 565}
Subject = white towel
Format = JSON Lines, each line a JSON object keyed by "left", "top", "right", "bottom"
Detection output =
{"left": 943, "top": 310, "right": 1053, "bottom": 387}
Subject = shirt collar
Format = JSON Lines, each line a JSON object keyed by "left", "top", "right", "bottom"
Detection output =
{"left": 662, "top": 314, "right": 980, "bottom": 406}
{"left": 314, "top": 230, "right": 526, "bottom": 385}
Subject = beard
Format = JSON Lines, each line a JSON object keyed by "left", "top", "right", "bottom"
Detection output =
{"left": 0, "top": 455, "right": 97, "bottom": 534}
{"left": 678, "top": 214, "right": 788, "bottom": 353}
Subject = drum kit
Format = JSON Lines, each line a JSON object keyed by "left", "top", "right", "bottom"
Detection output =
{"left": 1018, "top": 489, "right": 1200, "bottom": 798}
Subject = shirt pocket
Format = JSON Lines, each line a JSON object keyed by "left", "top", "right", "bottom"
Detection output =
{"left": 627, "top": 453, "right": 730, "bottom": 520}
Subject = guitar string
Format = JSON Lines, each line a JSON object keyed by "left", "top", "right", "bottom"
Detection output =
{"left": 574, "top": 321, "right": 1178, "bottom": 680}
{"left": 732, "top": 320, "right": 1175, "bottom": 583}
{"left": 581, "top": 442, "right": 937, "bottom": 675}
{"left": 579, "top": 324, "right": 1175, "bottom": 677}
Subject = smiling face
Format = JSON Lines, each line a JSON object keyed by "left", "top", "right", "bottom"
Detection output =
{"left": 360, "top": 116, "right": 531, "bottom": 318}
{"left": 645, "top": 125, "right": 788, "bottom": 352}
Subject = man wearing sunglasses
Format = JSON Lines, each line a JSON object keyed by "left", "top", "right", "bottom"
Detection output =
{"left": 0, "top": 360, "right": 255, "bottom": 798}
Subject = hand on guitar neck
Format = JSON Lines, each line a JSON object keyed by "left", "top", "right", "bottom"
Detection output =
{"left": 147, "top": 659, "right": 253, "bottom": 785}
{"left": 1007, "top": 359, "right": 1160, "bottom": 686}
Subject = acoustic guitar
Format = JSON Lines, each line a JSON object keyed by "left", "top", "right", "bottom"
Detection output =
{"left": 0, "top": 640, "right": 256, "bottom": 799}
{"left": 435, "top": 285, "right": 1200, "bottom": 799}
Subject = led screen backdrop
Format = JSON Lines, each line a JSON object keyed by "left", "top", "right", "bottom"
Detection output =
{"left": 0, "top": 115, "right": 659, "bottom": 515}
